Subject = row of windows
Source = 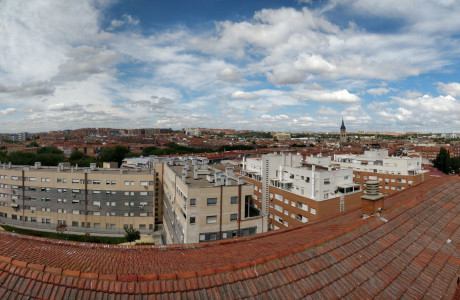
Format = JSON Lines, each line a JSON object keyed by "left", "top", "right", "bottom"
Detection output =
{"left": 189, "top": 213, "right": 238, "bottom": 224}
{"left": 21, "top": 206, "right": 153, "bottom": 217}
{"left": 198, "top": 227, "right": 257, "bottom": 242}
{"left": 189, "top": 196, "right": 239, "bottom": 207}
{"left": 4, "top": 178, "right": 156, "bottom": 186}
{"left": 4, "top": 215, "right": 153, "bottom": 230}
{"left": 267, "top": 196, "right": 316, "bottom": 215}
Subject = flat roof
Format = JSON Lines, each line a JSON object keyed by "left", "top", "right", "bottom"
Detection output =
{"left": 169, "top": 164, "right": 244, "bottom": 188}
{"left": 0, "top": 165, "right": 153, "bottom": 175}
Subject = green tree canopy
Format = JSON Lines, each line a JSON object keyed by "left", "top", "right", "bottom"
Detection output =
{"left": 37, "top": 146, "right": 63, "bottom": 155}
{"left": 124, "top": 227, "right": 140, "bottom": 244}
{"left": 27, "top": 141, "right": 39, "bottom": 148}
{"left": 69, "top": 151, "right": 96, "bottom": 167}
{"left": 99, "top": 146, "right": 130, "bottom": 167}
{"left": 7, "top": 151, "right": 37, "bottom": 165}
{"left": 433, "top": 147, "right": 452, "bottom": 174}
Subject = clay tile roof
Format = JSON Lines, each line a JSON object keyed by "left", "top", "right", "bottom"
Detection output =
{"left": 0, "top": 176, "right": 459, "bottom": 298}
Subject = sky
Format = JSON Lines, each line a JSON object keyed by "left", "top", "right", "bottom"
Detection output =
{"left": 1, "top": 0, "right": 460, "bottom": 134}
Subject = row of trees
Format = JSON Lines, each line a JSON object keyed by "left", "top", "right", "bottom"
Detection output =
{"left": 0, "top": 142, "right": 258, "bottom": 168}
{"left": 0, "top": 146, "right": 99, "bottom": 167}
{"left": 141, "top": 143, "right": 254, "bottom": 157}
{"left": 433, "top": 147, "right": 460, "bottom": 174}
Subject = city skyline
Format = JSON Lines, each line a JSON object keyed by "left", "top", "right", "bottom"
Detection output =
{"left": 1, "top": 0, "right": 460, "bottom": 133}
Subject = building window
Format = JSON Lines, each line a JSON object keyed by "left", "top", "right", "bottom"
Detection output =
{"left": 190, "top": 216, "right": 196, "bottom": 224}
{"left": 207, "top": 198, "right": 217, "bottom": 206}
{"left": 206, "top": 216, "right": 217, "bottom": 224}
{"left": 310, "top": 207, "right": 316, "bottom": 215}
{"left": 190, "top": 198, "right": 196, "bottom": 206}
{"left": 230, "top": 213, "right": 237, "bottom": 221}
{"left": 231, "top": 196, "right": 237, "bottom": 204}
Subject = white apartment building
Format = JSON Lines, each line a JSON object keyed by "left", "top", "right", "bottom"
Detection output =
{"left": 242, "top": 153, "right": 361, "bottom": 230}
{"left": 333, "top": 149, "right": 428, "bottom": 194}
{"left": 333, "top": 149, "right": 424, "bottom": 176}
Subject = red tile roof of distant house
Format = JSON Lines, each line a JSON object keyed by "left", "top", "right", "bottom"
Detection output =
{"left": 0, "top": 176, "right": 459, "bottom": 298}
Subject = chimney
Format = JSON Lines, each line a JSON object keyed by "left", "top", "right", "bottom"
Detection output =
{"left": 225, "top": 175, "right": 231, "bottom": 186}
{"left": 361, "top": 181, "right": 384, "bottom": 217}
{"left": 225, "top": 167, "right": 234, "bottom": 177}
{"left": 214, "top": 171, "right": 223, "bottom": 186}
{"left": 34, "top": 162, "right": 41, "bottom": 169}
{"left": 193, "top": 165, "right": 198, "bottom": 180}
{"left": 182, "top": 167, "right": 187, "bottom": 181}
{"left": 90, "top": 163, "right": 96, "bottom": 170}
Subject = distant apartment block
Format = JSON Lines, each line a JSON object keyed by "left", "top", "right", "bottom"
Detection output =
{"left": 183, "top": 128, "right": 201, "bottom": 137}
{"left": 273, "top": 132, "right": 291, "bottom": 141}
{"left": 159, "top": 157, "right": 264, "bottom": 244}
{"left": 241, "top": 153, "right": 361, "bottom": 231}
{"left": 333, "top": 149, "right": 429, "bottom": 195}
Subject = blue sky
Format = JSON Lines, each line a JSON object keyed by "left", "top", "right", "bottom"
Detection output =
{"left": 1, "top": 0, "right": 460, "bottom": 133}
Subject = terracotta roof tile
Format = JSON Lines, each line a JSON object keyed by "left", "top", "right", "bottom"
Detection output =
{"left": 1, "top": 176, "right": 460, "bottom": 298}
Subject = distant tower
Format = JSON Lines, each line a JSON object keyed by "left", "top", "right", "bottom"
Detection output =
{"left": 340, "top": 118, "right": 347, "bottom": 146}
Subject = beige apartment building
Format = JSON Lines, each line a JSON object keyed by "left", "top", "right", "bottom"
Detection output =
{"left": 0, "top": 162, "right": 158, "bottom": 234}
{"left": 160, "top": 157, "right": 264, "bottom": 244}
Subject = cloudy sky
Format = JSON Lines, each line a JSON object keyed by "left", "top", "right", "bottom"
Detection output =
{"left": 1, "top": 0, "right": 460, "bottom": 133}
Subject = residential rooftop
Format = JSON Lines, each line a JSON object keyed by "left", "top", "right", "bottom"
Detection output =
{"left": 169, "top": 164, "right": 244, "bottom": 188}
{"left": 0, "top": 175, "right": 458, "bottom": 298}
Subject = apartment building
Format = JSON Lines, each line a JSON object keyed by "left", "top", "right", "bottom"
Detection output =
{"left": 160, "top": 157, "right": 264, "bottom": 244}
{"left": 333, "top": 149, "right": 428, "bottom": 195}
{"left": 241, "top": 153, "right": 361, "bottom": 231}
{"left": 0, "top": 162, "right": 158, "bottom": 233}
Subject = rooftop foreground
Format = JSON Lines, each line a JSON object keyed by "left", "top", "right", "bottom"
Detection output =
{"left": 0, "top": 176, "right": 459, "bottom": 298}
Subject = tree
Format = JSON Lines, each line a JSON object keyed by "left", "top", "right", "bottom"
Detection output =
{"left": 68, "top": 151, "right": 96, "bottom": 167}
{"left": 27, "top": 141, "right": 39, "bottom": 148}
{"left": 7, "top": 151, "right": 37, "bottom": 165}
{"left": 433, "top": 147, "right": 452, "bottom": 174}
{"left": 99, "top": 146, "right": 130, "bottom": 167}
{"left": 124, "top": 227, "right": 140, "bottom": 244}
{"left": 56, "top": 223, "right": 67, "bottom": 234}
{"left": 37, "top": 146, "right": 63, "bottom": 155}
{"left": 142, "top": 146, "right": 158, "bottom": 156}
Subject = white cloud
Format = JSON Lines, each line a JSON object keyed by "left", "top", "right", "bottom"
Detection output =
{"left": 231, "top": 90, "right": 259, "bottom": 100}
{"left": 294, "top": 54, "right": 336, "bottom": 73}
{"left": 217, "top": 67, "right": 245, "bottom": 82}
{"left": 48, "top": 103, "right": 84, "bottom": 112}
{"left": 316, "top": 106, "right": 341, "bottom": 116}
{"left": 437, "top": 82, "right": 460, "bottom": 97}
{"left": 367, "top": 87, "right": 390, "bottom": 96}
{"left": 0, "top": 108, "right": 16, "bottom": 115}
{"left": 293, "top": 89, "right": 361, "bottom": 103}
{"left": 108, "top": 14, "right": 140, "bottom": 31}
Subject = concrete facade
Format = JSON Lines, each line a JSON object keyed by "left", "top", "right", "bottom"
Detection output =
{"left": 161, "top": 157, "right": 264, "bottom": 244}
{"left": 0, "top": 163, "right": 157, "bottom": 234}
